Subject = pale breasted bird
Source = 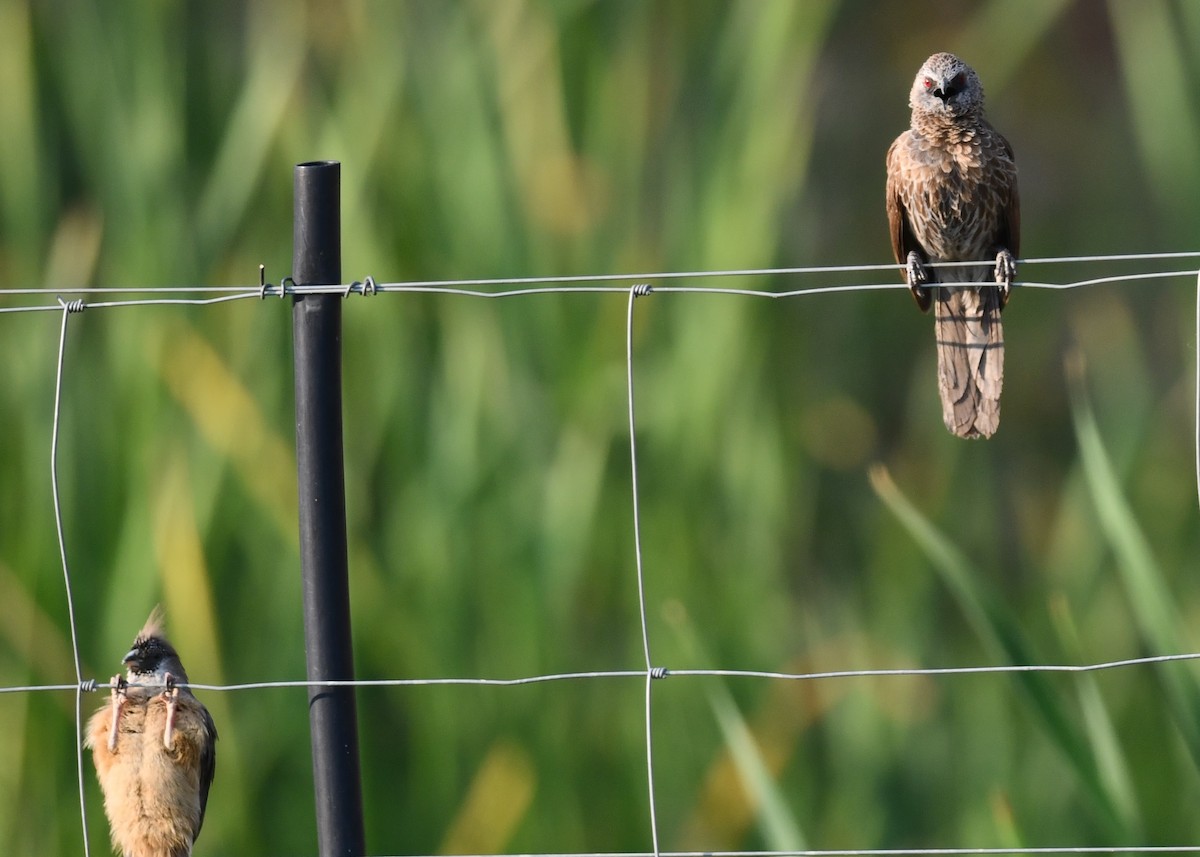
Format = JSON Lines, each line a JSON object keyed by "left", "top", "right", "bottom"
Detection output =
{"left": 86, "top": 607, "right": 218, "bottom": 857}
{"left": 886, "top": 52, "right": 1021, "bottom": 438}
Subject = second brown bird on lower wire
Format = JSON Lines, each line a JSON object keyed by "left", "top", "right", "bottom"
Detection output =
{"left": 86, "top": 607, "right": 218, "bottom": 857}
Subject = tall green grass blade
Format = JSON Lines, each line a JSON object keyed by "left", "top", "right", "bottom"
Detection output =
{"left": 669, "top": 607, "right": 807, "bottom": 851}
{"left": 1107, "top": 0, "right": 1200, "bottom": 225}
{"left": 1066, "top": 354, "right": 1200, "bottom": 770}
{"left": 707, "top": 683, "right": 807, "bottom": 852}
{"left": 1048, "top": 597, "right": 1141, "bottom": 834}
{"left": 870, "top": 465, "right": 1130, "bottom": 837}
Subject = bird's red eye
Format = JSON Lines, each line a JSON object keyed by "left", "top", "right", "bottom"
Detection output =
{"left": 923, "top": 77, "right": 935, "bottom": 89}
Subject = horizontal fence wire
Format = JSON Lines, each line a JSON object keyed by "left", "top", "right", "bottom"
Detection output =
{"left": 7, "top": 651, "right": 1200, "bottom": 696}
{"left": 281, "top": 841, "right": 1200, "bottom": 853}
{"left": 0, "top": 251, "right": 1197, "bottom": 310}
{"left": 8, "top": 250, "right": 1200, "bottom": 857}
{"left": 360, "top": 849, "right": 1200, "bottom": 857}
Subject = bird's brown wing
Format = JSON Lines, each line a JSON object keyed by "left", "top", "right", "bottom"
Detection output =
{"left": 886, "top": 134, "right": 932, "bottom": 312}
{"left": 996, "top": 132, "right": 1020, "bottom": 259}
{"left": 885, "top": 136, "right": 911, "bottom": 266}
{"left": 194, "top": 706, "right": 218, "bottom": 843}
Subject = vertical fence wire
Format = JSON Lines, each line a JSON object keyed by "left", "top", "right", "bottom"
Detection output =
{"left": 626, "top": 284, "right": 661, "bottom": 857}
{"left": 51, "top": 298, "right": 92, "bottom": 857}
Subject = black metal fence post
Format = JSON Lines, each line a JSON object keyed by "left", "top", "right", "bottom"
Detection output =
{"left": 291, "top": 160, "right": 366, "bottom": 857}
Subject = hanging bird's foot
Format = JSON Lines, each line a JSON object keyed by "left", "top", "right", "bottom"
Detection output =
{"left": 905, "top": 251, "right": 931, "bottom": 312}
{"left": 162, "top": 673, "right": 179, "bottom": 750}
{"left": 107, "top": 676, "right": 127, "bottom": 751}
{"left": 995, "top": 249, "right": 1016, "bottom": 308}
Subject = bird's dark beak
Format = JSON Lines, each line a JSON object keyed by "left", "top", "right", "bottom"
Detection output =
{"left": 933, "top": 82, "right": 953, "bottom": 102}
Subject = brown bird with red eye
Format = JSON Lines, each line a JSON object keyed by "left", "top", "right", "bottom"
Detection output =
{"left": 886, "top": 52, "right": 1020, "bottom": 438}
{"left": 86, "top": 607, "right": 217, "bottom": 857}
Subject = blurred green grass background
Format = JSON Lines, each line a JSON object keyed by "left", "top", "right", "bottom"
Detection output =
{"left": 2, "top": 1, "right": 1200, "bottom": 854}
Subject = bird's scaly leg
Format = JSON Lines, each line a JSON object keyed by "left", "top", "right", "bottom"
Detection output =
{"left": 162, "top": 673, "right": 179, "bottom": 750}
{"left": 906, "top": 250, "right": 932, "bottom": 311}
{"left": 107, "top": 676, "right": 127, "bottom": 752}
{"left": 995, "top": 249, "right": 1016, "bottom": 309}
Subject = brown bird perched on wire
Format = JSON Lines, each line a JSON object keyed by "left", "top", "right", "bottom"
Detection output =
{"left": 86, "top": 607, "right": 217, "bottom": 857}
{"left": 885, "top": 52, "right": 1020, "bottom": 438}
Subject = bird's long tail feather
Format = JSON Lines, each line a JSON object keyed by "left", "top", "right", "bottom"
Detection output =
{"left": 933, "top": 285, "right": 1004, "bottom": 438}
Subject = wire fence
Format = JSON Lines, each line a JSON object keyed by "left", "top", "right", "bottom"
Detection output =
{"left": 3, "top": 251, "right": 1200, "bottom": 309}
{"left": 3, "top": 250, "right": 1200, "bottom": 857}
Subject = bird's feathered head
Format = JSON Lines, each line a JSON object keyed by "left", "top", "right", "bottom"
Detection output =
{"left": 123, "top": 606, "right": 190, "bottom": 687}
{"left": 909, "top": 52, "right": 984, "bottom": 118}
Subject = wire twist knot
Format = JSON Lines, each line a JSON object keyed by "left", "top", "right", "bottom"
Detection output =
{"left": 632, "top": 283, "right": 654, "bottom": 297}
{"left": 649, "top": 666, "right": 669, "bottom": 679}
{"left": 344, "top": 276, "right": 378, "bottom": 298}
{"left": 57, "top": 297, "right": 86, "bottom": 314}
{"left": 261, "top": 273, "right": 293, "bottom": 300}
{"left": 79, "top": 678, "right": 97, "bottom": 693}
